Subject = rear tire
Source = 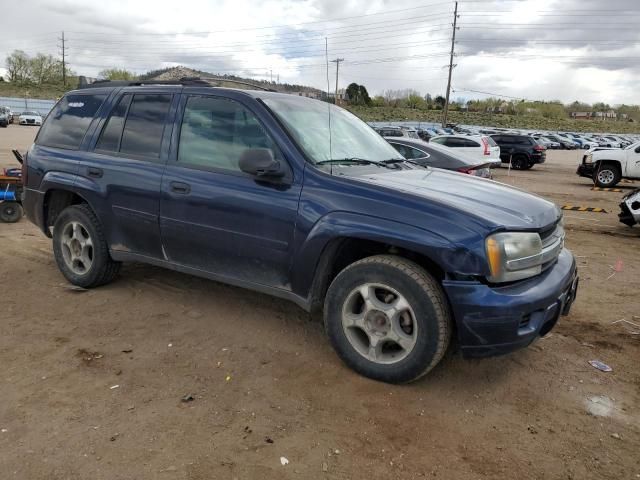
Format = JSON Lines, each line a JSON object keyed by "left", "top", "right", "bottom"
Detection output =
{"left": 324, "top": 255, "right": 452, "bottom": 384}
{"left": 594, "top": 163, "right": 621, "bottom": 188}
{"left": 0, "top": 202, "right": 22, "bottom": 222}
{"left": 52, "top": 204, "right": 121, "bottom": 288}
{"left": 511, "top": 155, "right": 529, "bottom": 170}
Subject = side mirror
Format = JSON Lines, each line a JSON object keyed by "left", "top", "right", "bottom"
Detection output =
{"left": 239, "top": 148, "right": 285, "bottom": 179}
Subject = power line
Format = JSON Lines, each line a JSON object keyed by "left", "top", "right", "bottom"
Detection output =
{"left": 60, "top": 2, "right": 455, "bottom": 36}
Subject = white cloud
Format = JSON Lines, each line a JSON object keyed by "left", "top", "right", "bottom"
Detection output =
{"left": 2, "top": 0, "right": 640, "bottom": 104}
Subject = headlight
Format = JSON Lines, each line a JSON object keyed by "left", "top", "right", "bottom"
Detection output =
{"left": 486, "top": 232, "right": 543, "bottom": 283}
{"left": 584, "top": 154, "right": 593, "bottom": 163}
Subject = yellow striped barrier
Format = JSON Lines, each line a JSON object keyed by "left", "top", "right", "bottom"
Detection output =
{"left": 562, "top": 205, "right": 608, "bottom": 213}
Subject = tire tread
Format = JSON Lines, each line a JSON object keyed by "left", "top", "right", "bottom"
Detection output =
{"left": 324, "top": 254, "right": 452, "bottom": 383}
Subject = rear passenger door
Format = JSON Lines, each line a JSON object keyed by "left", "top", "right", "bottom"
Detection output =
{"left": 159, "top": 94, "right": 301, "bottom": 289}
{"left": 81, "top": 91, "right": 176, "bottom": 259}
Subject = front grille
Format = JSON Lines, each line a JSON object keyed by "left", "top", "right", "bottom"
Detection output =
{"left": 540, "top": 222, "right": 564, "bottom": 272}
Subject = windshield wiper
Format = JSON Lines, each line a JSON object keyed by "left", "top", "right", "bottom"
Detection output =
{"left": 380, "top": 158, "right": 425, "bottom": 168}
{"left": 316, "top": 157, "right": 387, "bottom": 167}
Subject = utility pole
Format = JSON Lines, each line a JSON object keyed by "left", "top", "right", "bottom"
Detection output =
{"left": 330, "top": 58, "right": 344, "bottom": 105}
{"left": 442, "top": 1, "right": 458, "bottom": 127}
{"left": 59, "top": 31, "right": 67, "bottom": 86}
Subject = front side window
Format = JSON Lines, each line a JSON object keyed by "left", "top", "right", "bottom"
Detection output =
{"left": 37, "top": 93, "right": 107, "bottom": 150}
{"left": 177, "top": 96, "right": 277, "bottom": 172}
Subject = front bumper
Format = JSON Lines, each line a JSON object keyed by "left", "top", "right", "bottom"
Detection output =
{"left": 619, "top": 189, "right": 640, "bottom": 227}
{"left": 576, "top": 162, "right": 594, "bottom": 178}
{"left": 443, "top": 248, "right": 578, "bottom": 358}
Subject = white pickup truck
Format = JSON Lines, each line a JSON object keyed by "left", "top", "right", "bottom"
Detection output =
{"left": 577, "top": 142, "right": 640, "bottom": 187}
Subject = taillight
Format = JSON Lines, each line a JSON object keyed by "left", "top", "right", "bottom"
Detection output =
{"left": 482, "top": 137, "right": 490, "bottom": 155}
{"left": 457, "top": 166, "right": 475, "bottom": 175}
{"left": 533, "top": 144, "right": 545, "bottom": 152}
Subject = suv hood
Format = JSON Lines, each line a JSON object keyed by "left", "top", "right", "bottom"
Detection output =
{"left": 355, "top": 168, "right": 559, "bottom": 230}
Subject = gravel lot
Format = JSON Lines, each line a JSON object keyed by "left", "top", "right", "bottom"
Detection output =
{"left": 1, "top": 124, "right": 638, "bottom": 479}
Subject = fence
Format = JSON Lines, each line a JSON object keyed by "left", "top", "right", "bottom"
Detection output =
{"left": 0, "top": 96, "right": 57, "bottom": 117}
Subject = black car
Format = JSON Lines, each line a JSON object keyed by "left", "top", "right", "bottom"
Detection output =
{"left": 490, "top": 134, "right": 547, "bottom": 169}
{"left": 384, "top": 137, "right": 493, "bottom": 178}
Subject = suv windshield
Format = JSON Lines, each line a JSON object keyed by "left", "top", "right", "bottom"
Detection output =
{"left": 262, "top": 96, "right": 402, "bottom": 164}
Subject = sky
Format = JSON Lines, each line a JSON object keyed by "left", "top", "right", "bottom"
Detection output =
{"left": 2, "top": 0, "right": 640, "bottom": 104}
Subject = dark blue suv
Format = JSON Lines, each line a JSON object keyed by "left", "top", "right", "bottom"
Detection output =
{"left": 22, "top": 80, "right": 578, "bottom": 383}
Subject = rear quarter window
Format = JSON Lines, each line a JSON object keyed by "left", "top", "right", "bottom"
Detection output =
{"left": 36, "top": 94, "right": 107, "bottom": 150}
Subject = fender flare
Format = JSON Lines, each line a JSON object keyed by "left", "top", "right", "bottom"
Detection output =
{"left": 291, "top": 211, "right": 487, "bottom": 302}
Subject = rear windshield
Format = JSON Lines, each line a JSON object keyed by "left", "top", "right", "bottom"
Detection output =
{"left": 485, "top": 136, "right": 497, "bottom": 146}
{"left": 37, "top": 93, "right": 107, "bottom": 150}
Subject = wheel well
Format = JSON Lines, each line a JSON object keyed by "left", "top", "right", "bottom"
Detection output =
{"left": 43, "top": 189, "right": 87, "bottom": 231}
{"left": 309, "top": 237, "right": 445, "bottom": 312}
{"left": 595, "top": 160, "right": 621, "bottom": 172}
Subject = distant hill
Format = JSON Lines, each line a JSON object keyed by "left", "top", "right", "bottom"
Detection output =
{"left": 140, "top": 66, "right": 324, "bottom": 95}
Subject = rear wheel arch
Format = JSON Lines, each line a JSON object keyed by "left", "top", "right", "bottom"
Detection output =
{"left": 43, "top": 189, "right": 93, "bottom": 233}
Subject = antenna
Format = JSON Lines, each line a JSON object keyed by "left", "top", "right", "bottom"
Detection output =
{"left": 325, "top": 38, "right": 333, "bottom": 171}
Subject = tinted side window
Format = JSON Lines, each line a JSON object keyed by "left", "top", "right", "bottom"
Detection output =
{"left": 430, "top": 137, "right": 446, "bottom": 145}
{"left": 120, "top": 94, "right": 172, "bottom": 158}
{"left": 389, "top": 143, "right": 409, "bottom": 158}
{"left": 37, "top": 94, "right": 107, "bottom": 150}
{"left": 463, "top": 138, "right": 481, "bottom": 147}
{"left": 95, "top": 94, "right": 132, "bottom": 152}
{"left": 406, "top": 146, "right": 428, "bottom": 159}
{"left": 177, "top": 96, "right": 277, "bottom": 172}
{"left": 444, "top": 138, "right": 464, "bottom": 147}
{"left": 384, "top": 129, "right": 403, "bottom": 137}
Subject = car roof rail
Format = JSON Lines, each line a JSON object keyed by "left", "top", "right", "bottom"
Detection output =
{"left": 77, "top": 76, "right": 276, "bottom": 92}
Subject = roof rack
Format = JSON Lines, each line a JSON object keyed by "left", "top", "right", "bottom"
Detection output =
{"left": 78, "top": 76, "right": 276, "bottom": 92}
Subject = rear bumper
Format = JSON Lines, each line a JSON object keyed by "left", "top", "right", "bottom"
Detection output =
{"left": 443, "top": 249, "right": 577, "bottom": 358}
{"left": 22, "top": 188, "right": 48, "bottom": 235}
{"left": 531, "top": 152, "right": 546, "bottom": 164}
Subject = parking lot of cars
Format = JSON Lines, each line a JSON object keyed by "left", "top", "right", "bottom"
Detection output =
{"left": 1, "top": 117, "right": 639, "bottom": 479}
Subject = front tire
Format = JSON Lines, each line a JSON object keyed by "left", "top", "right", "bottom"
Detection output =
{"left": 52, "top": 204, "right": 121, "bottom": 288}
{"left": 324, "top": 255, "right": 452, "bottom": 384}
{"left": 594, "top": 163, "right": 621, "bottom": 188}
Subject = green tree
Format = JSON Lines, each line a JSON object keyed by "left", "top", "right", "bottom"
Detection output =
{"left": 434, "top": 95, "right": 446, "bottom": 108}
{"left": 5, "top": 50, "right": 30, "bottom": 84}
{"left": 370, "top": 95, "right": 385, "bottom": 107}
{"left": 29, "top": 53, "right": 61, "bottom": 84}
{"left": 406, "top": 94, "right": 425, "bottom": 109}
{"left": 99, "top": 68, "right": 137, "bottom": 80}
{"left": 358, "top": 85, "right": 371, "bottom": 105}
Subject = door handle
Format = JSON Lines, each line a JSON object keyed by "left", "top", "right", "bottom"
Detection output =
{"left": 87, "top": 167, "right": 103, "bottom": 178}
{"left": 170, "top": 181, "right": 191, "bottom": 194}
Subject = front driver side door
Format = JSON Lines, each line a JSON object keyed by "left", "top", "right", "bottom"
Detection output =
{"left": 627, "top": 145, "right": 640, "bottom": 178}
{"left": 159, "top": 94, "right": 301, "bottom": 290}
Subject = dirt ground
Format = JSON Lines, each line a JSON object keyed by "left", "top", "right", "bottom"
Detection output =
{"left": 1, "top": 124, "right": 638, "bottom": 480}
